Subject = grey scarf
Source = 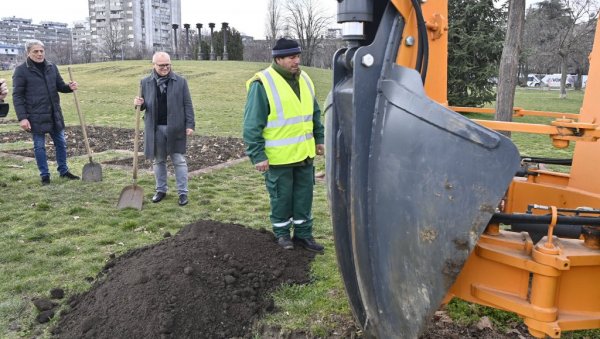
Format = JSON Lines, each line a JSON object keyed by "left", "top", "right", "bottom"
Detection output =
{"left": 152, "top": 70, "right": 169, "bottom": 94}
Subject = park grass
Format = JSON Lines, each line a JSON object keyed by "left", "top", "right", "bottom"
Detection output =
{"left": 0, "top": 60, "right": 341, "bottom": 338}
{"left": 0, "top": 63, "right": 596, "bottom": 338}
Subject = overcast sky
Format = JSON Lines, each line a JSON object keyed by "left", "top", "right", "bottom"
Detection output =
{"left": 2, "top": 0, "right": 338, "bottom": 39}
{"left": 3, "top": 1, "right": 546, "bottom": 38}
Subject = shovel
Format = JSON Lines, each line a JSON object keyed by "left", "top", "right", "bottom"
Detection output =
{"left": 117, "top": 86, "right": 144, "bottom": 210}
{"left": 68, "top": 67, "right": 102, "bottom": 182}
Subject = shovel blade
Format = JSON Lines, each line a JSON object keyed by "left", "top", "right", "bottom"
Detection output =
{"left": 82, "top": 162, "right": 102, "bottom": 182}
{"left": 117, "top": 185, "right": 144, "bottom": 210}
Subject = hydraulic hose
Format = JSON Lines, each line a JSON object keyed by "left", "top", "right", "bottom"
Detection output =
{"left": 410, "top": 0, "right": 429, "bottom": 84}
{"left": 521, "top": 156, "right": 573, "bottom": 166}
{"left": 491, "top": 213, "right": 600, "bottom": 226}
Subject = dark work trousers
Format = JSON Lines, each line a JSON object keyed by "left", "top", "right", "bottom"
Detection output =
{"left": 265, "top": 163, "right": 315, "bottom": 239}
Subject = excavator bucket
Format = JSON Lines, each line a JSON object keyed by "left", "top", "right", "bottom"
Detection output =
{"left": 324, "top": 89, "right": 368, "bottom": 330}
{"left": 326, "top": 3, "right": 521, "bottom": 338}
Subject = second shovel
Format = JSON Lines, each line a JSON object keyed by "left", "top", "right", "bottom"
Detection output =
{"left": 68, "top": 67, "right": 102, "bottom": 182}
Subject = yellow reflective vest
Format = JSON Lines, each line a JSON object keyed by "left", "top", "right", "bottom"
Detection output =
{"left": 246, "top": 66, "right": 316, "bottom": 165}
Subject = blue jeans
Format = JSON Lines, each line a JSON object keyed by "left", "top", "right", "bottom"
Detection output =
{"left": 153, "top": 125, "right": 188, "bottom": 195}
{"left": 32, "top": 129, "right": 69, "bottom": 177}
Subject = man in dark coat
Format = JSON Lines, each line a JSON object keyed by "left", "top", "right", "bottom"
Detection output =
{"left": 0, "top": 78, "right": 8, "bottom": 117}
{"left": 133, "top": 52, "right": 195, "bottom": 206}
{"left": 12, "top": 39, "right": 80, "bottom": 185}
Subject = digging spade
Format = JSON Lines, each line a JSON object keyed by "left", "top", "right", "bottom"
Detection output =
{"left": 68, "top": 67, "right": 102, "bottom": 182}
{"left": 117, "top": 86, "right": 144, "bottom": 210}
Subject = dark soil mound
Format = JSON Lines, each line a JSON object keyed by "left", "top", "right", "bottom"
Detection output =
{"left": 52, "top": 220, "right": 315, "bottom": 339}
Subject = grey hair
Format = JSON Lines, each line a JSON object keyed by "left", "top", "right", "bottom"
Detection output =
{"left": 25, "top": 39, "right": 45, "bottom": 52}
{"left": 152, "top": 51, "right": 171, "bottom": 63}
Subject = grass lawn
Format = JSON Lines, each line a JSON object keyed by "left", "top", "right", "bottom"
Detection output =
{"left": 0, "top": 62, "right": 595, "bottom": 338}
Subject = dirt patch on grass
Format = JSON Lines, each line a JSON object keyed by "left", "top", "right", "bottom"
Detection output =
{"left": 0, "top": 126, "right": 246, "bottom": 172}
{"left": 45, "top": 219, "right": 535, "bottom": 339}
{"left": 52, "top": 220, "right": 317, "bottom": 338}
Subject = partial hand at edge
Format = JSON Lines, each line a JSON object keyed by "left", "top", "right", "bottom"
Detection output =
{"left": 19, "top": 119, "right": 31, "bottom": 132}
{"left": 255, "top": 160, "right": 269, "bottom": 173}
{"left": 316, "top": 144, "right": 325, "bottom": 156}
{"left": 0, "top": 78, "right": 7, "bottom": 101}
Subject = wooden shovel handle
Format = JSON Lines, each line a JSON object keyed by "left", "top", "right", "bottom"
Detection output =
{"left": 132, "top": 85, "right": 142, "bottom": 183}
{"left": 68, "top": 67, "right": 94, "bottom": 163}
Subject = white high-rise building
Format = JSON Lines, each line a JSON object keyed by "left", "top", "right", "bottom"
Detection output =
{"left": 88, "top": 0, "right": 181, "bottom": 53}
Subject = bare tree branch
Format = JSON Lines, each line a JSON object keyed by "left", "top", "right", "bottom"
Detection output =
{"left": 266, "top": 0, "right": 283, "bottom": 47}
{"left": 98, "top": 21, "right": 127, "bottom": 61}
{"left": 283, "top": 0, "right": 333, "bottom": 66}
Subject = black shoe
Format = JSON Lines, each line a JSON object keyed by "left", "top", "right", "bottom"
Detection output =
{"left": 277, "top": 235, "right": 294, "bottom": 250}
{"left": 41, "top": 176, "right": 50, "bottom": 185}
{"left": 152, "top": 191, "right": 166, "bottom": 203}
{"left": 292, "top": 236, "right": 324, "bottom": 253}
{"left": 178, "top": 194, "right": 188, "bottom": 206}
{"left": 60, "top": 171, "right": 80, "bottom": 180}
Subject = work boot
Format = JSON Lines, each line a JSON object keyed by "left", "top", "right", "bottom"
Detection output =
{"left": 60, "top": 171, "right": 80, "bottom": 180}
{"left": 292, "top": 236, "right": 324, "bottom": 254}
{"left": 277, "top": 235, "right": 294, "bottom": 250}
{"left": 41, "top": 175, "right": 50, "bottom": 185}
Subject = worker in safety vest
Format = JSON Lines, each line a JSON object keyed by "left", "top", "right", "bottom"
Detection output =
{"left": 243, "top": 38, "right": 325, "bottom": 253}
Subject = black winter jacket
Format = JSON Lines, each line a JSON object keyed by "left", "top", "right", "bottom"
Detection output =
{"left": 12, "top": 58, "right": 72, "bottom": 133}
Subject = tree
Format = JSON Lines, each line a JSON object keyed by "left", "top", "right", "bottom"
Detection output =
{"left": 213, "top": 28, "right": 244, "bottom": 60}
{"left": 448, "top": 0, "right": 506, "bottom": 107}
{"left": 266, "top": 0, "right": 283, "bottom": 47}
{"left": 524, "top": 0, "right": 598, "bottom": 98}
{"left": 79, "top": 41, "right": 94, "bottom": 64}
{"left": 495, "top": 0, "right": 526, "bottom": 136}
{"left": 283, "top": 0, "right": 332, "bottom": 67}
{"left": 98, "top": 21, "right": 128, "bottom": 61}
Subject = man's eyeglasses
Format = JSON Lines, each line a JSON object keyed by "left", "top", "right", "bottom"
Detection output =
{"left": 155, "top": 64, "right": 171, "bottom": 68}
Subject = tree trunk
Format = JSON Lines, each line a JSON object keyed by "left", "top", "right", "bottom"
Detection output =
{"left": 495, "top": 0, "right": 526, "bottom": 138}
{"left": 560, "top": 55, "right": 568, "bottom": 99}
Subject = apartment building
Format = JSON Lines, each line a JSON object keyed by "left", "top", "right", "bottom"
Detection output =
{"left": 88, "top": 0, "right": 181, "bottom": 53}
{"left": 0, "top": 17, "right": 72, "bottom": 64}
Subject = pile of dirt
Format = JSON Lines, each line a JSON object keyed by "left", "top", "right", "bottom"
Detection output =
{"left": 0, "top": 126, "right": 247, "bottom": 172}
{"left": 52, "top": 220, "right": 316, "bottom": 338}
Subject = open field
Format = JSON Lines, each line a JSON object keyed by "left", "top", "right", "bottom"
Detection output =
{"left": 0, "top": 60, "right": 340, "bottom": 338}
{"left": 0, "top": 61, "right": 595, "bottom": 338}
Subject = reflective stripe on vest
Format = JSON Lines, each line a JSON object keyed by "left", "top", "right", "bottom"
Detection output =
{"left": 248, "top": 67, "right": 316, "bottom": 165}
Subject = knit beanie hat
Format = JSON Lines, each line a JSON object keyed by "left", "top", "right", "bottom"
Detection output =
{"left": 272, "top": 38, "right": 301, "bottom": 58}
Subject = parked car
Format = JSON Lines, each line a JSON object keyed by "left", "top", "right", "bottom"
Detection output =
{"left": 527, "top": 74, "right": 542, "bottom": 87}
{"left": 541, "top": 74, "right": 577, "bottom": 88}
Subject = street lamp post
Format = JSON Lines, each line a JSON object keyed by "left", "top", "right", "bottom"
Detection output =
{"left": 196, "top": 23, "right": 203, "bottom": 60}
{"left": 172, "top": 24, "right": 179, "bottom": 59}
{"left": 184, "top": 23, "right": 190, "bottom": 60}
{"left": 222, "top": 22, "right": 229, "bottom": 61}
{"left": 208, "top": 23, "right": 215, "bottom": 60}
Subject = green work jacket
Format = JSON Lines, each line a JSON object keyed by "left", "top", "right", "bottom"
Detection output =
{"left": 243, "top": 62, "right": 324, "bottom": 166}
